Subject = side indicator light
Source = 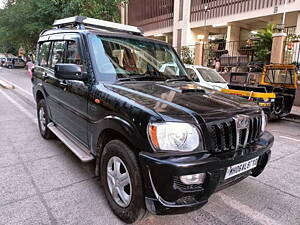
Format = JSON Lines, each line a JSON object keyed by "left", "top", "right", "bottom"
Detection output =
{"left": 94, "top": 99, "right": 101, "bottom": 104}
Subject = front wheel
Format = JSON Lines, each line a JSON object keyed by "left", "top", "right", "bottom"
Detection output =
{"left": 37, "top": 99, "right": 54, "bottom": 139}
{"left": 100, "top": 140, "right": 147, "bottom": 223}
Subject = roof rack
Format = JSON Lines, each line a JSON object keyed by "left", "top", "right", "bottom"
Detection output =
{"left": 53, "top": 16, "right": 143, "bottom": 35}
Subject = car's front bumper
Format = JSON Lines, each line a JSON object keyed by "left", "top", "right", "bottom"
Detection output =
{"left": 139, "top": 131, "right": 273, "bottom": 215}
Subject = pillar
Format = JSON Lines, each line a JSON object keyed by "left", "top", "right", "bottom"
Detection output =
{"left": 226, "top": 24, "right": 240, "bottom": 56}
{"left": 194, "top": 42, "right": 204, "bottom": 66}
{"left": 270, "top": 33, "right": 287, "bottom": 64}
{"left": 172, "top": 0, "right": 194, "bottom": 52}
{"left": 296, "top": 12, "right": 300, "bottom": 35}
{"left": 120, "top": 2, "right": 128, "bottom": 25}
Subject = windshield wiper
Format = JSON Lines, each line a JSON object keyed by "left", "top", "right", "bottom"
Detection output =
{"left": 165, "top": 77, "right": 191, "bottom": 82}
{"left": 118, "top": 74, "right": 163, "bottom": 82}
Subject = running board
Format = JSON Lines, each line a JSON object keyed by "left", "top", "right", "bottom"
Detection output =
{"left": 47, "top": 123, "right": 94, "bottom": 162}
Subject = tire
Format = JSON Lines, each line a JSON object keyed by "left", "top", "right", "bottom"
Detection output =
{"left": 100, "top": 140, "right": 147, "bottom": 223}
{"left": 7, "top": 65, "right": 12, "bottom": 69}
{"left": 37, "top": 99, "right": 54, "bottom": 139}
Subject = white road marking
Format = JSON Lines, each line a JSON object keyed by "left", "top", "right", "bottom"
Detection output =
{"left": 0, "top": 76, "right": 33, "bottom": 98}
{"left": 218, "top": 193, "right": 282, "bottom": 225}
{"left": 279, "top": 136, "right": 300, "bottom": 142}
{"left": 0, "top": 88, "right": 37, "bottom": 124}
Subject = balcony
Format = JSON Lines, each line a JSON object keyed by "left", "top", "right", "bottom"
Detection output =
{"left": 190, "top": 0, "right": 296, "bottom": 22}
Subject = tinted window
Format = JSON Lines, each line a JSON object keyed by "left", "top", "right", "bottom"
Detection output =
{"left": 66, "top": 40, "right": 82, "bottom": 65}
{"left": 90, "top": 35, "right": 187, "bottom": 82}
{"left": 38, "top": 42, "right": 51, "bottom": 67}
{"left": 49, "top": 41, "right": 66, "bottom": 69}
{"left": 197, "top": 68, "right": 226, "bottom": 83}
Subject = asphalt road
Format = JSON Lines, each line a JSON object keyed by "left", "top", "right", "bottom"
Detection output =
{"left": 0, "top": 67, "right": 300, "bottom": 225}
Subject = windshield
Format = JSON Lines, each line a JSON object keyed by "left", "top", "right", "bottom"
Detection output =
{"left": 265, "top": 69, "right": 295, "bottom": 84}
{"left": 197, "top": 68, "right": 226, "bottom": 83}
{"left": 90, "top": 35, "right": 188, "bottom": 82}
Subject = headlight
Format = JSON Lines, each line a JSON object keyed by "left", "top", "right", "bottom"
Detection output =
{"left": 148, "top": 122, "right": 202, "bottom": 152}
{"left": 261, "top": 110, "right": 267, "bottom": 133}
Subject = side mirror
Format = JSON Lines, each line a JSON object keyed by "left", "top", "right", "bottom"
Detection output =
{"left": 54, "top": 64, "right": 87, "bottom": 81}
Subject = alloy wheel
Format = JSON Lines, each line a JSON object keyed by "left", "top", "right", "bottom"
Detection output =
{"left": 39, "top": 107, "right": 46, "bottom": 132}
{"left": 106, "top": 156, "right": 132, "bottom": 208}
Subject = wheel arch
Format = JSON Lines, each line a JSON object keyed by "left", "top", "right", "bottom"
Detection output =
{"left": 36, "top": 90, "right": 44, "bottom": 103}
{"left": 95, "top": 127, "right": 139, "bottom": 176}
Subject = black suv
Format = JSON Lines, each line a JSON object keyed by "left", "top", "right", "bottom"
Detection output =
{"left": 32, "top": 16, "right": 274, "bottom": 223}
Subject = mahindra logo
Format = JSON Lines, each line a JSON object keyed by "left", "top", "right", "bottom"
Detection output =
{"left": 234, "top": 115, "right": 249, "bottom": 130}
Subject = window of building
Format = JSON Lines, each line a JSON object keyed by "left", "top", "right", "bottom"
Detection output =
{"left": 179, "top": 0, "right": 184, "bottom": 21}
{"left": 177, "top": 29, "right": 182, "bottom": 54}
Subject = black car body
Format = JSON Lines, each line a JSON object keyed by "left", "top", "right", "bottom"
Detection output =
{"left": 32, "top": 17, "right": 273, "bottom": 223}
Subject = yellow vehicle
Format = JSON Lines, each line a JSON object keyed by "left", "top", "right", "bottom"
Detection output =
{"left": 221, "top": 64, "right": 298, "bottom": 119}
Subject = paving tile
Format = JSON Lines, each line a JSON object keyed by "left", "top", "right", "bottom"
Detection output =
{"left": 0, "top": 196, "right": 51, "bottom": 225}
{"left": 212, "top": 178, "right": 300, "bottom": 225}
{"left": 0, "top": 164, "right": 36, "bottom": 206}
{"left": 0, "top": 151, "right": 20, "bottom": 168}
{"left": 256, "top": 152, "right": 300, "bottom": 198}
{"left": 12, "top": 138, "right": 67, "bottom": 162}
{"left": 25, "top": 152, "right": 94, "bottom": 193}
{"left": 43, "top": 179, "right": 123, "bottom": 225}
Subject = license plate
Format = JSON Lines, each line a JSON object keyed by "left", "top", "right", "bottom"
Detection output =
{"left": 225, "top": 157, "right": 259, "bottom": 180}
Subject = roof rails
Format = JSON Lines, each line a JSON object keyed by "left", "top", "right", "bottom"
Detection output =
{"left": 53, "top": 16, "right": 143, "bottom": 35}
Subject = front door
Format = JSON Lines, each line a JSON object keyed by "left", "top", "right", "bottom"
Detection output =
{"left": 45, "top": 35, "right": 89, "bottom": 145}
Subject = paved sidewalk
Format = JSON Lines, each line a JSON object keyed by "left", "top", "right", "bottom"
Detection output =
{"left": 291, "top": 106, "right": 300, "bottom": 116}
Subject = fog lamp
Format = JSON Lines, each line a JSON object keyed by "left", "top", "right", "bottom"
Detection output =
{"left": 180, "top": 173, "right": 206, "bottom": 185}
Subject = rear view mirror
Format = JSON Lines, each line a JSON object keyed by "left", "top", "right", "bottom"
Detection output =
{"left": 54, "top": 64, "right": 87, "bottom": 81}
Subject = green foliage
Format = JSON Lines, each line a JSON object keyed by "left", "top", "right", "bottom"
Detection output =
{"left": 253, "top": 24, "right": 274, "bottom": 63}
{"left": 181, "top": 46, "right": 195, "bottom": 65}
{"left": 0, "top": 0, "right": 124, "bottom": 54}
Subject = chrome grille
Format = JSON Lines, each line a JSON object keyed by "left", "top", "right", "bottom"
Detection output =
{"left": 208, "top": 116, "right": 262, "bottom": 153}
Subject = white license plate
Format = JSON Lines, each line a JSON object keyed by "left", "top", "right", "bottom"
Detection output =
{"left": 225, "top": 157, "right": 259, "bottom": 180}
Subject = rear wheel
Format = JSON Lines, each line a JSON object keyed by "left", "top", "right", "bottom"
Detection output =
{"left": 37, "top": 99, "right": 54, "bottom": 139}
{"left": 7, "top": 65, "right": 12, "bottom": 69}
{"left": 100, "top": 140, "right": 147, "bottom": 223}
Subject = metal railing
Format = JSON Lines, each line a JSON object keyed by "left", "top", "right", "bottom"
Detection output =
{"left": 203, "top": 40, "right": 254, "bottom": 68}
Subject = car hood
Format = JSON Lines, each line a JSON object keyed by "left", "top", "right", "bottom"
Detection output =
{"left": 104, "top": 82, "right": 260, "bottom": 123}
{"left": 210, "top": 82, "right": 228, "bottom": 89}
{"left": 199, "top": 82, "right": 228, "bottom": 91}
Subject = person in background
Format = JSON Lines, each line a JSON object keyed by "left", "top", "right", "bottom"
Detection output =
{"left": 215, "top": 58, "right": 221, "bottom": 72}
{"left": 12, "top": 58, "right": 16, "bottom": 68}
{"left": 26, "top": 59, "right": 34, "bottom": 77}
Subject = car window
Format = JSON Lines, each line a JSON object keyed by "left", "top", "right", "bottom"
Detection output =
{"left": 186, "top": 68, "right": 199, "bottom": 82}
{"left": 90, "top": 35, "right": 187, "bottom": 82}
{"left": 38, "top": 42, "right": 51, "bottom": 67}
{"left": 49, "top": 41, "right": 66, "bottom": 69}
{"left": 66, "top": 40, "right": 82, "bottom": 65}
{"left": 265, "top": 69, "right": 295, "bottom": 84}
{"left": 197, "top": 68, "right": 226, "bottom": 83}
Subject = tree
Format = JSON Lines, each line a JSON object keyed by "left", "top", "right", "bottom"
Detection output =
{"left": 0, "top": 0, "right": 124, "bottom": 54}
{"left": 253, "top": 24, "right": 274, "bottom": 63}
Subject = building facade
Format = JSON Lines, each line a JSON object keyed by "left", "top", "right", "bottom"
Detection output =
{"left": 124, "top": 0, "right": 300, "bottom": 65}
